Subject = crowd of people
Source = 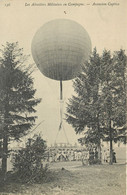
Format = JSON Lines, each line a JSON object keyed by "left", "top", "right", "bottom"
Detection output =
{"left": 103, "top": 149, "right": 116, "bottom": 163}
{"left": 45, "top": 147, "right": 117, "bottom": 164}
{"left": 46, "top": 148, "right": 83, "bottom": 162}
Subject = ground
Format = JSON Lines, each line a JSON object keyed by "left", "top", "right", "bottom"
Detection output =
{"left": 0, "top": 161, "right": 126, "bottom": 195}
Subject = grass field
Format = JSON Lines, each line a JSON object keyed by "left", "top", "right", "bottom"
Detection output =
{"left": 0, "top": 161, "right": 126, "bottom": 195}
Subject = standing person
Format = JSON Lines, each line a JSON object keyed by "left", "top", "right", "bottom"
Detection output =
{"left": 91, "top": 149, "right": 94, "bottom": 162}
{"left": 95, "top": 148, "right": 98, "bottom": 161}
{"left": 70, "top": 150, "right": 74, "bottom": 161}
{"left": 113, "top": 150, "right": 117, "bottom": 163}
{"left": 81, "top": 150, "right": 89, "bottom": 165}
{"left": 78, "top": 151, "right": 81, "bottom": 161}
{"left": 89, "top": 149, "right": 94, "bottom": 164}
{"left": 103, "top": 150, "right": 106, "bottom": 162}
{"left": 88, "top": 149, "right": 92, "bottom": 164}
{"left": 86, "top": 150, "right": 89, "bottom": 165}
{"left": 107, "top": 149, "right": 110, "bottom": 163}
{"left": 103, "top": 150, "right": 107, "bottom": 163}
{"left": 104, "top": 150, "right": 108, "bottom": 163}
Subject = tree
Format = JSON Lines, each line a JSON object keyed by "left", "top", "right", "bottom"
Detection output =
{"left": 0, "top": 42, "right": 41, "bottom": 177}
{"left": 66, "top": 48, "right": 126, "bottom": 164}
{"left": 100, "top": 49, "right": 126, "bottom": 164}
{"left": 12, "top": 135, "right": 48, "bottom": 183}
{"left": 66, "top": 48, "right": 104, "bottom": 161}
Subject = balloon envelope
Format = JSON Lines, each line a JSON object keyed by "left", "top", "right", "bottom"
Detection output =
{"left": 31, "top": 19, "right": 92, "bottom": 81}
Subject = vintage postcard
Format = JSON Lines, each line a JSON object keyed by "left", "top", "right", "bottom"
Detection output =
{"left": 0, "top": 0, "right": 126, "bottom": 194}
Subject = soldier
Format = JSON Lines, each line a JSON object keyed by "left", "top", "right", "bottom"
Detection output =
{"left": 107, "top": 149, "right": 110, "bottom": 163}
{"left": 113, "top": 150, "right": 117, "bottom": 163}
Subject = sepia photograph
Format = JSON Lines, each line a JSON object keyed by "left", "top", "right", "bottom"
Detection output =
{"left": 0, "top": 0, "right": 126, "bottom": 194}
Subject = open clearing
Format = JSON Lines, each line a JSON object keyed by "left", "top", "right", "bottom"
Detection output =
{"left": 0, "top": 161, "right": 126, "bottom": 195}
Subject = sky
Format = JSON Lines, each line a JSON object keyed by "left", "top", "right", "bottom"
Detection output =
{"left": 0, "top": 0, "right": 126, "bottom": 146}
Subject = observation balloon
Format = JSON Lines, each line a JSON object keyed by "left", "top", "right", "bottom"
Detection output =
{"left": 31, "top": 19, "right": 92, "bottom": 142}
{"left": 31, "top": 19, "right": 92, "bottom": 81}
